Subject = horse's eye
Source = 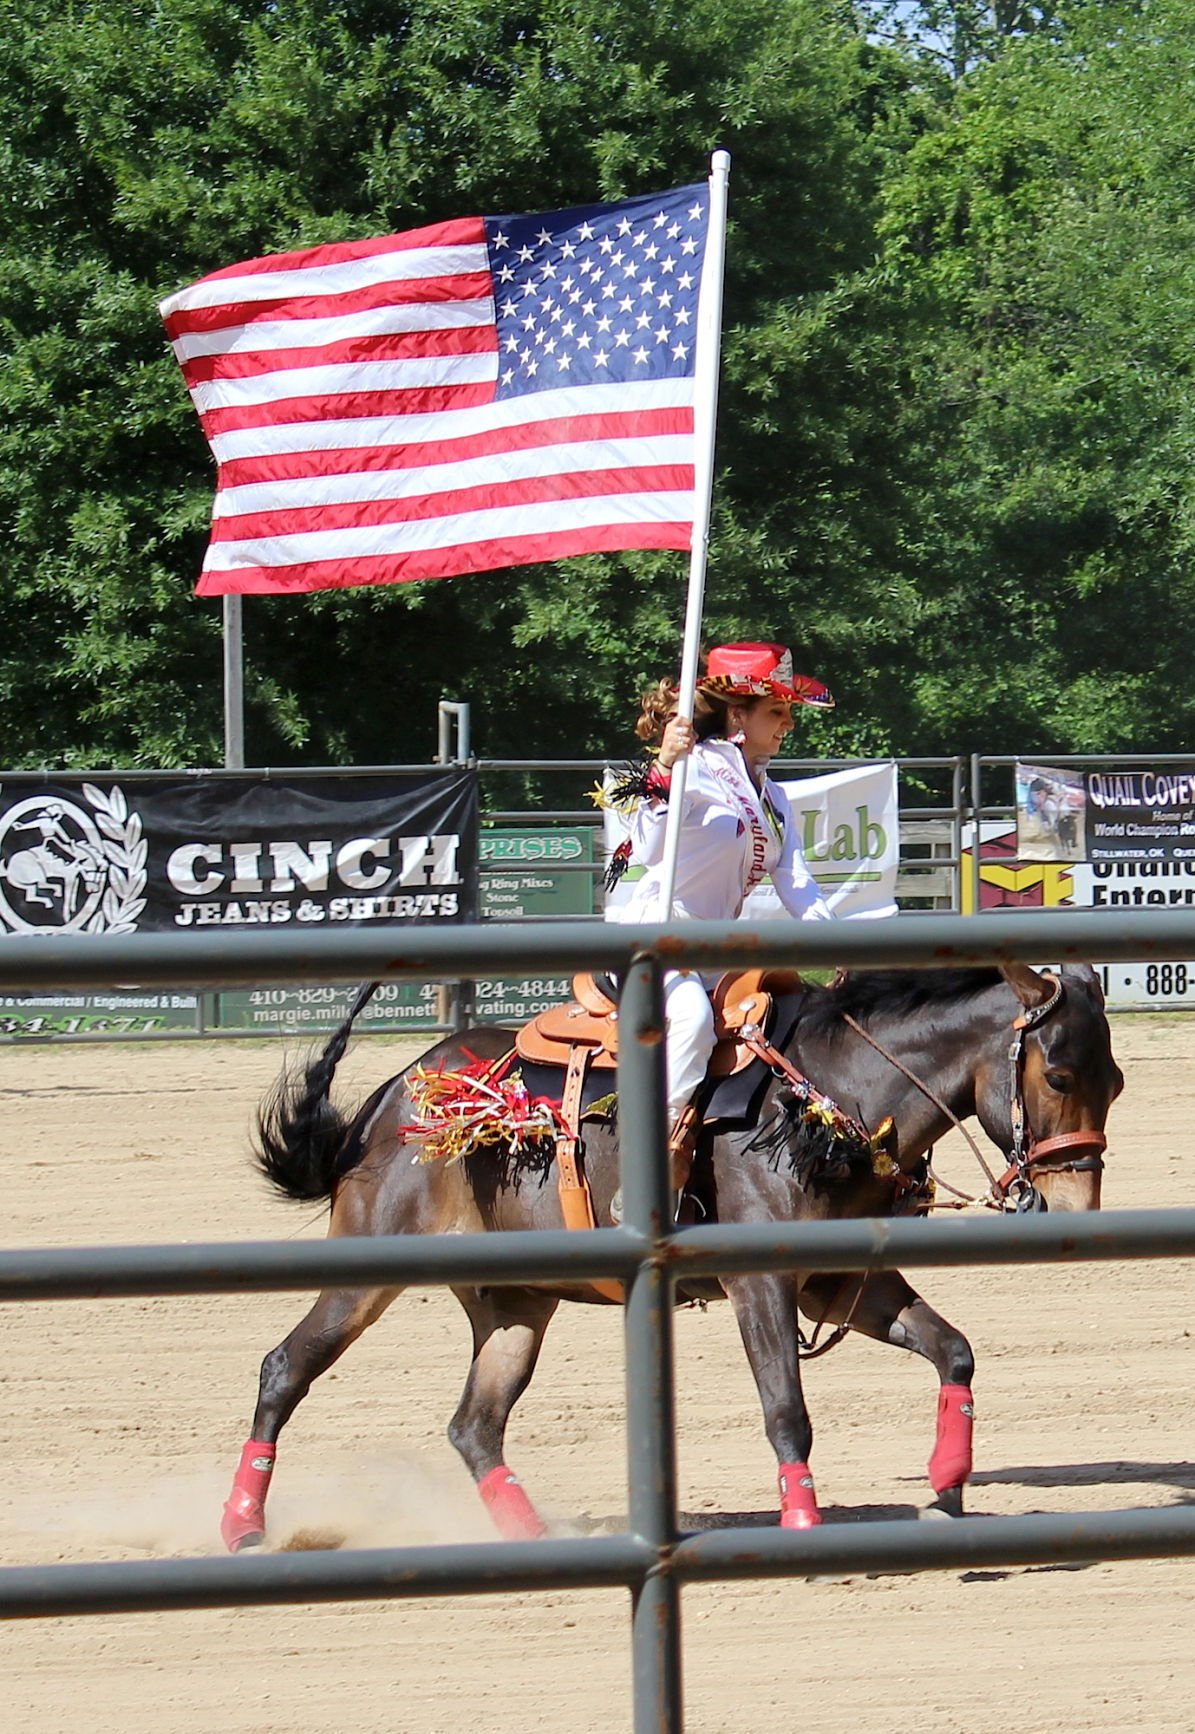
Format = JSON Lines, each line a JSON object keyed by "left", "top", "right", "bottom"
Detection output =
{"left": 1045, "top": 1071, "right": 1073, "bottom": 1094}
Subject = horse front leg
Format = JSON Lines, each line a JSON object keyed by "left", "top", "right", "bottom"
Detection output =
{"left": 799, "top": 1270, "right": 975, "bottom": 1518}
{"left": 723, "top": 1272, "right": 820, "bottom": 1528}
{"left": 448, "top": 1286, "right": 560, "bottom": 1539}
{"left": 222, "top": 1282, "right": 402, "bottom": 1551}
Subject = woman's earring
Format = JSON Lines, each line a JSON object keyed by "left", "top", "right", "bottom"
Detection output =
{"left": 730, "top": 728, "right": 747, "bottom": 745}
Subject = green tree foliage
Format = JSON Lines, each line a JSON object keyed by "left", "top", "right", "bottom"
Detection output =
{"left": 860, "top": 0, "right": 1195, "bottom": 750}
{"left": 3, "top": 0, "right": 1195, "bottom": 770}
{"left": 0, "top": 0, "right": 894, "bottom": 767}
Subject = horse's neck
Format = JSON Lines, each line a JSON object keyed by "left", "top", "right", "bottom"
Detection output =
{"left": 796, "top": 996, "right": 997, "bottom": 1155}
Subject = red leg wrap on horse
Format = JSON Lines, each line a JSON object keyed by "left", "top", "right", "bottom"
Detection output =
{"left": 928, "top": 1383, "right": 974, "bottom": 1492}
{"left": 221, "top": 1439, "right": 276, "bottom": 1553}
{"left": 777, "top": 1461, "right": 821, "bottom": 1529}
{"left": 477, "top": 1466, "right": 547, "bottom": 1540}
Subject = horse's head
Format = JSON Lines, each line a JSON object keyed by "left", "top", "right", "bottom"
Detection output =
{"left": 980, "top": 962, "right": 1124, "bottom": 1212}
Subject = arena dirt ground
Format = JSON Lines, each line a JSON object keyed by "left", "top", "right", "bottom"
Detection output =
{"left": 3, "top": 1012, "right": 1195, "bottom": 1734}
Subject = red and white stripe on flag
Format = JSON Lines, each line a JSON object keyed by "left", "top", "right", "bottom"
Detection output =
{"left": 160, "top": 186, "right": 709, "bottom": 595}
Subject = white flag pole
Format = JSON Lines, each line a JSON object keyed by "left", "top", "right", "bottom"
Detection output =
{"left": 656, "top": 148, "right": 731, "bottom": 918}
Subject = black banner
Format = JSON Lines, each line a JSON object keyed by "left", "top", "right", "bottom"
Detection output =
{"left": 1016, "top": 761, "right": 1195, "bottom": 863}
{"left": 1083, "top": 767, "right": 1195, "bottom": 862}
{"left": 0, "top": 770, "right": 477, "bottom": 935}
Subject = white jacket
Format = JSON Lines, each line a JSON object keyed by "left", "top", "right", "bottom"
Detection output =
{"left": 608, "top": 738, "right": 832, "bottom": 924}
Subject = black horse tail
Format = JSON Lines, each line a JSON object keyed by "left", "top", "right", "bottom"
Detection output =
{"left": 254, "top": 981, "right": 379, "bottom": 1202}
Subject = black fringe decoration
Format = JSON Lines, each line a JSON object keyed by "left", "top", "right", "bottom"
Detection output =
{"left": 602, "top": 753, "right": 667, "bottom": 812}
{"left": 746, "top": 1097, "right": 872, "bottom": 1189}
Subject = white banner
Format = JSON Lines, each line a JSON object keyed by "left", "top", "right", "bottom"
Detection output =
{"left": 1070, "top": 861, "right": 1195, "bottom": 1008}
{"left": 964, "top": 825, "right": 1195, "bottom": 1010}
{"left": 604, "top": 760, "right": 899, "bottom": 920}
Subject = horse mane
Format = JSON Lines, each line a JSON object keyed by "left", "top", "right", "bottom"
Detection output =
{"left": 800, "top": 967, "right": 1005, "bottom": 1037}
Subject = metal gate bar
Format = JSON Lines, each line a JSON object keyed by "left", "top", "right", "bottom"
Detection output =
{"left": 620, "top": 955, "right": 683, "bottom": 1728}
{"left": 4, "top": 906, "right": 1195, "bottom": 991}
{"left": 3, "top": 911, "right": 1195, "bottom": 1734}
{"left": 8, "top": 1502, "right": 1195, "bottom": 1622}
{"left": 3, "top": 1204, "right": 1195, "bottom": 1302}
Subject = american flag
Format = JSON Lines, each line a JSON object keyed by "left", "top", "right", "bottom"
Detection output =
{"left": 160, "top": 185, "right": 710, "bottom": 596}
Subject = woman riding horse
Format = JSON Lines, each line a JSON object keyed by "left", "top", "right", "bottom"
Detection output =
{"left": 217, "top": 647, "right": 1123, "bottom": 1548}
{"left": 606, "top": 640, "right": 835, "bottom": 1146}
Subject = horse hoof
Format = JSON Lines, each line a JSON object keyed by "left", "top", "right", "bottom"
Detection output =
{"left": 228, "top": 1530, "right": 264, "bottom": 1552}
{"left": 221, "top": 1496, "right": 268, "bottom": 1553}
{"left": 920, "top": 1494, "right": 962, "bottom": 1522}
{"left": 779, "top": 1508, "right": 822, "bottom": 1530}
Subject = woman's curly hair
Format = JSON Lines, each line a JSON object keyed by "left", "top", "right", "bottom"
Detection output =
{"left": 634, "top": 677, "right": 758, "bottom": 745}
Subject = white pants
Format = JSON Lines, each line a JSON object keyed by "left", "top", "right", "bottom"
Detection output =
{"left": 662, "top": 971, "right": 716, "bottom": 1122}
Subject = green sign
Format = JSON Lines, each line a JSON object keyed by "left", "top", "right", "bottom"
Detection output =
{"left": 480, "top": 826, "right": 594, "bottom": 918}
{"left": 0, "top": 990, "right": 200, "bottom": 1038}
{"left": 213, "top": 981, "right": 441, "bottom": 1034}
{"left": 472, "top": 975, "right": 574, "bottom": 1020}
{"left": 475, "top": 828, "right": 593, "bottom": 1021}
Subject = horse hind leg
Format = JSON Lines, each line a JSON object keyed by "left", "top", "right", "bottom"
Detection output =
{"left": 447, "top": 1287, "right": 560, "bottom": 1540}
{"left": 799, "top": 1270, "right": 975, "bottom": 1518}
{"left": 222, "top": 1283, "right": 401, "bottom": 1552}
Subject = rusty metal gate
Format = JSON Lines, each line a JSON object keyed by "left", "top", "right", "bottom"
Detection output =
{"left": 3, "top": 907, "right": 1195, "bottom": 1733}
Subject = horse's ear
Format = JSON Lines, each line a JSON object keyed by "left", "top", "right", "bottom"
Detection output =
{"left": 1060, "top": 961, "right": 1105, "bottom": 1007}
{"left": 999, "top": 962, "right": 1058, "bottom": 1011}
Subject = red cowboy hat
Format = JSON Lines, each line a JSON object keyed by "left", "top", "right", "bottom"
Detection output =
{"left": 699, "top": 642, "right": 834, "bottom": 709}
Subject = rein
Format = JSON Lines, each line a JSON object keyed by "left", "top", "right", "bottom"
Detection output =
{"left": 840, "top": 1012, "right": 1000, "bottom": 1205}
{"left": 738, "top": 1026, "right": 932, "bottom": 1214}
{"left": 842, "top": 976, "right": 1107, "bottom": 1214}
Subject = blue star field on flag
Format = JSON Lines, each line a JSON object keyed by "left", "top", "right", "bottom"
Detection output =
{"left": 486, "top": 185, "right": 708, "bottom": 398}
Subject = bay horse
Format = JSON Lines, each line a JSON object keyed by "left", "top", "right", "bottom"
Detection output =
{"left": 221, "top": 960, "right": 1122, "bottom": 1550}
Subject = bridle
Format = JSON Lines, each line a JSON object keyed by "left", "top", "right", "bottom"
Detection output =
{"left": 842, "top": 972, "right": 1107, "bottom": 1214}
{"left": 994, "top": 972, "right": 1107, "bottom": 1213}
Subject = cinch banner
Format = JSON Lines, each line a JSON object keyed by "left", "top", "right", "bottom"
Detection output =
{"left": 604, "top": 761, "right": 899, "bottom": 920}
{"left": 1016, "top": 761, "right": 1195, "bottom": 863}
{"left": 0, "top": 770, "right": 478, "bottom": 935}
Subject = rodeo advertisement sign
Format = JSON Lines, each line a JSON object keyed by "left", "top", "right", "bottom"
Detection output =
{"left": 1016, "top": 760, "right": 1195, "bottom": 864}
{"left": 0, "top": 770, "right": 477, "bottom": 936}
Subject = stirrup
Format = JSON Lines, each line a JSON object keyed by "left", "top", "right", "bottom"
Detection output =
{"left": 608, "top": 1186, "right": 687, "bottom": 1226}
{"left": 609, "top": 1103, "right": 699, "bottom": 1225}
{"left": 668, "top": 1102, "right": 700, "bottom": 1194}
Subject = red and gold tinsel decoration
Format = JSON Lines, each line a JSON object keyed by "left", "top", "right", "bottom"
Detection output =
{"left": 406, "top": 1051, "right": 563, "bottom": 1164}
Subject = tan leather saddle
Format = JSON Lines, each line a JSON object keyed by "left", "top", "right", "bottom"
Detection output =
{"left": 515, "top": 967, "right": 804, "bottom": 1074}
{"left": 514, "top": 970, "right": 805, "bottom": 1298}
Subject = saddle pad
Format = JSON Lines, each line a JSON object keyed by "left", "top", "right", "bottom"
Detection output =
{"left": 517, "top": 1057, "right": 618, "bottom": 1120}
{"left": 701, "top": 993, "right": 807, "bottom": 1128}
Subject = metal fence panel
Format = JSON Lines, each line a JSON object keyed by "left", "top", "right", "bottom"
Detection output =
{"left": 5, "top": 909, "right": 1195, "bottom": 1734}
{"left": 4, "top": 906, "right": 1195, "bottom": 991}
